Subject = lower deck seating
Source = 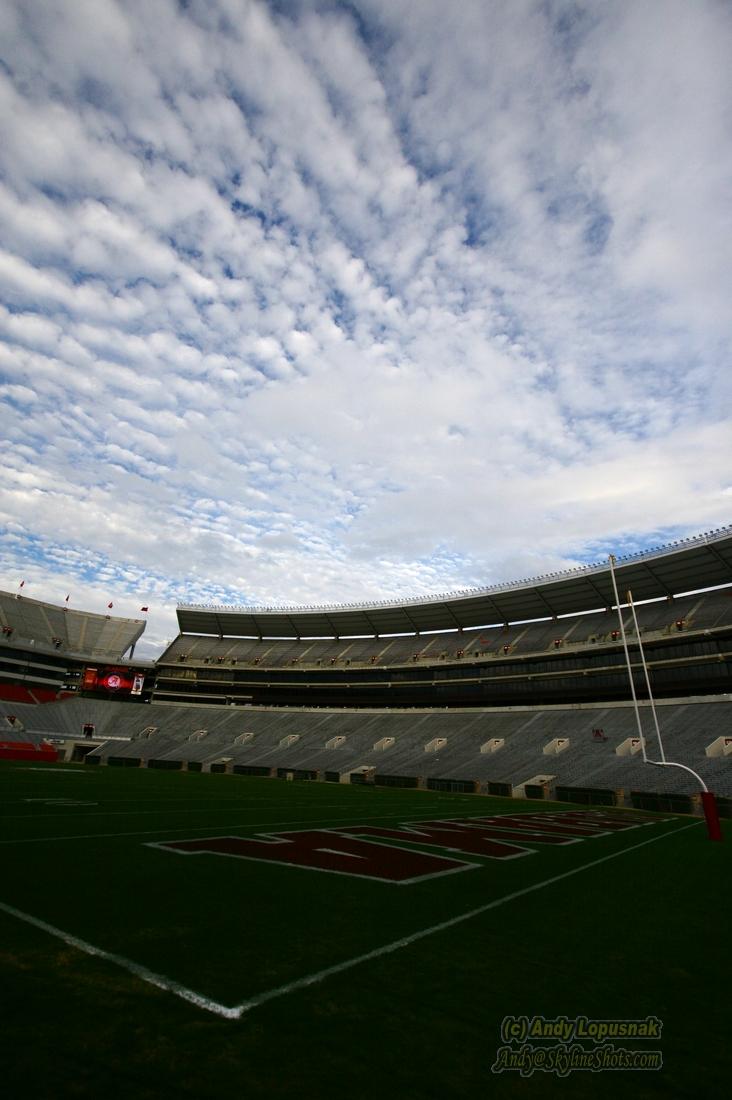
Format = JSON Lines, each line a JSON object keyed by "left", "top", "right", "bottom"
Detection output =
{"left": 25, "top": 695, "right": 724, "bottom": 799}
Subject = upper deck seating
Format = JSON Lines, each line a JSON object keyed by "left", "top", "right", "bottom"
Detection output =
{"left": 159, "top": 589, "right": 732, "bottom": 671}
{"left": 0, "top": 591, "right": 145, "bottom": 660}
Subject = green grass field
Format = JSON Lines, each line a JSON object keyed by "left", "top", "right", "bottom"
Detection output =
{"left": 0, "top": 762, "right": 728, "bottom": 1099}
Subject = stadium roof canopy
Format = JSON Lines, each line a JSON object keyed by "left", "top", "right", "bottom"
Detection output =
{"left": 177, "top": 526, "right": 732, "bottom": 640}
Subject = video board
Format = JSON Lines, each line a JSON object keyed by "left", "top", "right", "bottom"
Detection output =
{"left": 81, "top": 667, "right": 145, "bottom": 695}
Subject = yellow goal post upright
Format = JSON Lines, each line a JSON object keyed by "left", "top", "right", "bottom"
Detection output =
{"left": 607, "top": 554, "right": 722, "bottom": 841}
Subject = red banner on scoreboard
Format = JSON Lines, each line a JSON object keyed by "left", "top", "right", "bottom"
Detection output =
{"left": 81, "top": 667, "right": 98, "bottom": 690}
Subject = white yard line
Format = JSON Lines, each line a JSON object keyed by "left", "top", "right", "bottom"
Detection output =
{"left": 0, "top": 900, "right": 239, "bottom": 1020}
{"left": 0, "top": 819, "right": 698, "bottom": 1021}
{"left": 233, "top": 819, "right": 699, "bottom": 1015}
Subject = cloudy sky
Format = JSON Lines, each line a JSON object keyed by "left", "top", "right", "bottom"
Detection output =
{"left": 1, "top": 0, "right": 730, "bottom": 656}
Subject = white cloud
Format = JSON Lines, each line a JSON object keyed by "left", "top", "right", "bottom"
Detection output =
{"left": 0, "top": 0, "right": 730, "bottom": 653}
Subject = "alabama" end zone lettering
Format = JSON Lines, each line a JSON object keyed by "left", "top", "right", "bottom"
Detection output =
{"left": 147, "top": 810, "right": 660, "bottom": 884}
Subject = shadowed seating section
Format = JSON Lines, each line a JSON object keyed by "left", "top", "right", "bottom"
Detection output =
{"left": 4, "top": 694, "right": 725, "bottom": 797}
{"left": 157, "top": 588, "right": 732, "bottom": 670}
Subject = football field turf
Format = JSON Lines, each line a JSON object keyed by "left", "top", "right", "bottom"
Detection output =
{"left": 0, "top": 762, "right": 728, "bottom": 1099}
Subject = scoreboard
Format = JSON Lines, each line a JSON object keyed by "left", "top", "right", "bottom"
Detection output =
{"left": 81, "top": 666, "right": 146, "bottom": 696}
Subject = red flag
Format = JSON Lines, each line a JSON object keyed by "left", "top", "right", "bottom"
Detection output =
{"left": 140, "top": 606, "right": 149, "bottom": 612}
{"left": 19, "top": 580, "right": 25, "bottom": 588}
{"left": 65, "top": 595, "right": 70, "bottom": 603}
{"left": 107, "top": 602, "right": 113, "bottom": 609}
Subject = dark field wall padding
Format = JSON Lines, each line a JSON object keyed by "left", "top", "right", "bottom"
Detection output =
{"left": 630, "top": 790, "right": 694, "bottom": 814}
{"left": 373, "top": 774, "right": 419, "bottom": 789}
{"left": 714, "top": 796, "right": 732, "bottom": 819}
{"left": 555, "top": 786, "right": 617, "bottom": 807}
{"left": 427, "top": 778, "right": 478, "bottom": 793}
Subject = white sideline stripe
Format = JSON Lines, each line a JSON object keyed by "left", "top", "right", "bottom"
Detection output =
{"left": 233, "top": 820, "right": 700, "bottom": 1016}
{"left": 0, "top": 900, "right": 239, "bottom": 1020}
{"left": 0, "top": 820, "right": 697, "bottom": 1021}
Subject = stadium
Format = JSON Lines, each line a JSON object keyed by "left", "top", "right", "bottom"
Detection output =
{"left": 1, "top": 528, "right": 730, "bottom": 1098}
{"left": 3, "top": 0, "right": 731, "bottom": 1092}
{"left": 3, "top": 525, "right": 731, "bottom": 807}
